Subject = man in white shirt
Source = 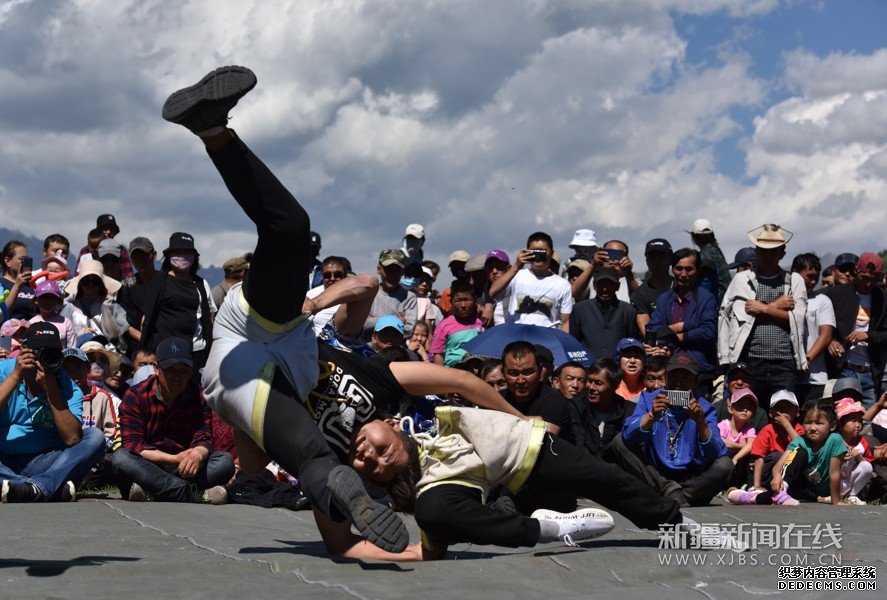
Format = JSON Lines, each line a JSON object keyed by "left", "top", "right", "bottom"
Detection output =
{"left": 488, "top": 232, "right": 573, "bottom": 331}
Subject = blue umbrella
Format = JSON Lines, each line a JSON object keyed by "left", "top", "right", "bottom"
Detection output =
{"left": 462, "top": 323, "right": 593, "bottom": 367}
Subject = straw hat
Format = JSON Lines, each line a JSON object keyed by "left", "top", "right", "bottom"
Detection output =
{"left": 747, "top": 224, "right": 793, "bottom": 249}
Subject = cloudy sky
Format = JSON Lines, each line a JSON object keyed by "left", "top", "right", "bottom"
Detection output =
{"left": 1, "top": 0, "right": 885, "bottom": 274}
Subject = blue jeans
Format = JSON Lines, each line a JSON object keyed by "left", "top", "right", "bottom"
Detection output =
{"left": 0, "top": 427, "right": 105, "bottom": 500}
{"left": 109, "top": 449, "right": 234, "bottom": 502}
{"left": 839, "top": 368, "right": 876, "bottom": 408}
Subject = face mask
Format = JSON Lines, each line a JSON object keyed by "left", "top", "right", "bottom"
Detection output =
{"left": 401, "top": 277, "right": 418, "bottom": 289}
{"left": 170, "top": 253, "right": 194, "bottom": 271}
{"left": 87, "top": 362, "right": 105, "bottom": 387}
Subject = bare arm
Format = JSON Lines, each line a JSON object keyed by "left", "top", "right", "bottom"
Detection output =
{"left": 806, "top": 324, "right": 833, "bottom": 364}
{"left": 303, "top": 274, "right": 379, "bottom": 338}
{"left": 313, "top": 508, "right": 429, "bottom": 561}
{"left": 40, "top": 367, "right": 83, "bottom": 446}
{"left": 863, "top": 391, "right": 886, "bottom": 422}
{"left": 752, "top": 457, "right": 764, "bottom": 489}
{"left": 829, "top": 456, "right": 842, "bottom": 505}
{"left": 388, "top": 361, "right": 528, "bottom": 420}
{"left": 489, "top": 252, "right": 531, "bottom": 298}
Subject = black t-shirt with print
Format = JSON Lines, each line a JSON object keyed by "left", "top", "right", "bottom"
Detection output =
{"left": 504, "top": 384, "right": 576, "bottom": 444}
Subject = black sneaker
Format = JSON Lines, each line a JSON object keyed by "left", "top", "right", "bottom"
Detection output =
{"left": 327, "top": 466, "right": 409, "bottom": 553}
{"left": 55, "top": 481, "right": 76, "bottom": 503}
{"left": 162, "top": 65, "right": 257, "bottom": 133}
{"left": 2, "top": 480, "right": 43, "bottom": 503}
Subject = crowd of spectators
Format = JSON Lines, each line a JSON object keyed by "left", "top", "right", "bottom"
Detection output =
{"left": 1, "top": 212, "right": 886, "bottom": 513}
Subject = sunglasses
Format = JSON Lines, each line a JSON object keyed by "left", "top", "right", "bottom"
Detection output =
{"left": 81, "top": 278, "right": 102, "bottom": 286}
{"left": 322, "top": 271, "right": 345, "bottom": 280}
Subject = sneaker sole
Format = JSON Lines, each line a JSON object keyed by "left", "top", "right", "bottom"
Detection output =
{"left": 58, "top": 481, "right": 76, "bottom": 503}
{"left": 1, "top": 480, "right": 9, "bottom": 504}
{"left": 162, "top": 65, "right": 257, "bottom": 125}
{"left": 531, "top": 508, "right": 616, "bottom": 541}
{"left": 328, "top": 466, "right": 409, "bottom": 553}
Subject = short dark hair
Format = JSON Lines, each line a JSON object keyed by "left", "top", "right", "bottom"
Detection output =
{"left": 479, "top": 358, "right": 503, "bottom": 380}
{"left": 791, "top": 252, "right": 821, "bottom": 273}
{"left": 0, "top": 240, "right": 26, "bottom": 275}
{"left": 603, "top": 240, "right": 629, "bottom": 254}
{"left": 375, "top": 346, "right": 410, "bottom": 362}
{"left": 388, "top": 432, "right": 422, "bottom": 513}
{"left": 526, "top": 231, "right": 553, "bottom": 251}
{"left": 800, "top": 399, "right": 836, "bottom": 425}
{"left": 588, "top": 358, "right": 622, "bottom": 388}
{"left": 43, "top": 234, "right": 70, "bottom": 250}
{"left": 450, "top": 279, "right": 475, "bottom": 297}
{"left": 553, "top": 361, "right": 586, "bottom": 379}
{"left": 822, "top": 265, "right": 835, "bottom": 278}
{"left": 645, "top": 355, "right": 668, "bottom": 372}
{"left": 321, "top": 255, "right": 347, "bottom": 269}
{"left": 671, "top": 247, "right": 700, "bottom": 268}
{"left": 502, "top": 341, "right": 538, "bottom": 365}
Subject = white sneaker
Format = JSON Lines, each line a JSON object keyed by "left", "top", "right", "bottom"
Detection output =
{"left": 532, "top": 507, "right": 615, "bottom": 546}
{"left": 845, "top": 496, "right": 866, "bottom": 506}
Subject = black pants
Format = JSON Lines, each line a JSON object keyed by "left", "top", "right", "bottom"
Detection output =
{"left": 741, "top": 357, "right": 798, "bottom": 410}
{"left": 780, "top": 447, "right": 818, "bottom": 501}
{"left": 609, "top": 435, "right": 733, "bottom": 506}
{"left": 208, "top": 135, "right": 341, "bottom": 518}
{"left": 208, "top": 133, "right": 311, "bottom": 323}
{"left": 415, "top": 434, "right": 682, "bottom": 548}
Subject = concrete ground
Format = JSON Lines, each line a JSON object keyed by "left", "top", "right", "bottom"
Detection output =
{"left": 1, "top": 496, "right": 883, "bottom": 600}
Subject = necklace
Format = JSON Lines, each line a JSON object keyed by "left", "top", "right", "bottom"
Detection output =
{"left": 665, "top": 411, "right": 686, "bottom": 459}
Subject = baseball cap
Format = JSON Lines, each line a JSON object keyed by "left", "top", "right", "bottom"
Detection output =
{"left": 62, "top": 348, "right": 89, "bottom": 364}
{"left": 449, "top": 250, "right": 470, "bottom": 264}
{"left": 727, "top": 361, "right": 754, "bottom": 380}
{"left": 726, "top": 247, "right": 759, "bottom": 270}
{"left": 77, "top": 332, "right": 110, "bottom": 349}
{"left": 97, "top": 238, "right": 121, "bottom": 258}
{"left": 485, "top": 249, "right": 510, "bottom": 264}
{"left": 569, "top": 229, "right": 597, "bottom": 248}
{"left": 834, "top": 253, "right": 859, "bottom": 269}
{"left": 666, "top": 351, "right": 699, "bottom": 375}
{"left": 96, "top": 214, "right": 119, "bottom": 233}
{"left": 729, "top": 387, "right": 758, "bottom": 407}
{"left": 566, "top": 259, "right": 590, "bottom": 273}
{"left": 769, "top": 389, "right": 798, "bottom": 408}
{"left": 24, "top": 321, "right": 61, "bottom": 352}
{"left": 34, "top": 280, "right": 62, "bottom": 298}
{"left": 615, "top": 337, "right": 644, "bottom": 359}
{"left": 831, "top": 377, "right": 863, "bottom": 401}
{"left": 857, "top": 252, "right": 883, "bottom": 273}
{"left": 593, "top": 267, "right": 619, "bottom": 283}
{"left": 155, "top": 337, "right": 194, "bottom": 369}
{"left": 644, "top": 238, "right": 672, "bottom": 255}
{"left": 465, "top": 253, "right": 487, "bottom": 273}
{"left": 374, "top": 315, "right": 405, "bottom": 334}
{"left": 129, "top": 236, "right": 155, "bottom": 254}
{"left": 378, "top": 248, "right": 406, "bottom": 268}
{"left": 405, "top": 224, "right": 425, "bottom": 239}
{"left": 834, "top": 397, "right": 864, "bottom": 421}
{"left": 688, "top": 218, "right": 713, "bottom": 234}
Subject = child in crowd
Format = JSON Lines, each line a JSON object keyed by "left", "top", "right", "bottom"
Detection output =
{"left": 406, "top": 321, "right": 431, "bottom": 361}
{"left": 29, "top": 280, "right": 77, "bottom": 348}
{"left": 0, "top": 318, "right": 29, "bottom": 358}
{"left": 31, "top": 255, "right": 69, "bottom": 290}
{"left": 62, "top": 348, "right": 118, "bottom": 488}
{"left": 728, "top": 390, "right": 803, "bottom": 505}
{"left": 718, "top": 388, "right": 758, "bottom": 488}
{"left": 834, "top": 398, "right": 875, "bottom": 505}
{"left": 771, "top": 400, "right": 847, "bottom": 505}
{"left": 642, "top": 355, "right": 667, "bottom": 393}
{"left": 430, "top": 280, "right": 483, "bottom": 366}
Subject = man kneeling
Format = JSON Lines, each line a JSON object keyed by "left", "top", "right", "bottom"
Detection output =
{"left": 110, "top": 337, "right": 234, "bottom": 503}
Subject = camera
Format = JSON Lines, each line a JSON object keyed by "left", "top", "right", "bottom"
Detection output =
{"left": 34, "top": 346, "right": 63, "bottom": 372}
{"left": 665, "top": 389, "right": 691, "bottom": 407}
{"left": 530, "top": 249, "right": 549, "bottom": 262}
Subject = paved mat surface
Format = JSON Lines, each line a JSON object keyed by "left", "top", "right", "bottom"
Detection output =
{"left": 2, "top": 497, "right": 883, "bottom": 599}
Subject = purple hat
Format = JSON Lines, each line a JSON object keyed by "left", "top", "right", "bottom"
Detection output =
{"left": 35, "top": 280, "right": 62, "bottom": 298}
{"left": 485, "top": 249, "right": 510, "bottom": 264}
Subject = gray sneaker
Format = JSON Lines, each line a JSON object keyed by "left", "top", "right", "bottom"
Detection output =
{"left": 328, "top": 466, "right": 409, "bottom": 553}
{"left": 162, "top": 65, "right": 257, "bottom": 133}
{"left": 128, "top": 483, "right": 149, "bottom": 502}
{"left": 198, "top": 485, "right": 228, "bottom": 505}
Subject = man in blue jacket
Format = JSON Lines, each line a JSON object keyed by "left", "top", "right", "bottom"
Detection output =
{"left": 647, "top": 248, "right": 718, "bottom": 393}
{"left": 620, "top": 351, "right": 732, "bottom": 507}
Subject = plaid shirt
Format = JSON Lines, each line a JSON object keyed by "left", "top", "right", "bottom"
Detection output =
{"left": 77, "top": 243, "right": 135, "bottom": 280}
{"left": 118, "top": 374, "right": 213, "bottom": 455}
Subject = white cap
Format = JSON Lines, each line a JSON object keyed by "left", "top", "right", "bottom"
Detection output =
{"left": 405, "top": 224, "right": 425, "bottom": 239}
{"left": 569, "top": 229, "right": 597, "bottom": 248}
{"left": 689, "top": 218, "right": 713, "bottom": 234}
{"left": 769, "top": 389, "right": 799, "bottom": 408}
